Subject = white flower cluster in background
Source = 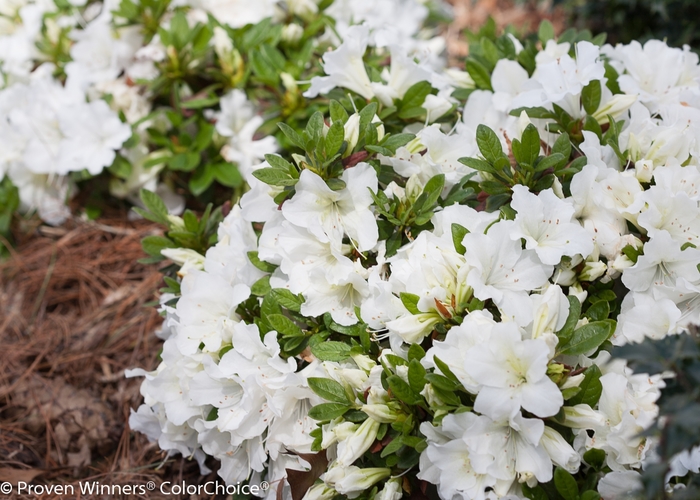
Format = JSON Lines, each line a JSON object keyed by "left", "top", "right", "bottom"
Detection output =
{"left": 0, "top": 0, "right": 445, "bottom": 225}
{"left": 128, "top": 22, "right": 700, "bottom": 500}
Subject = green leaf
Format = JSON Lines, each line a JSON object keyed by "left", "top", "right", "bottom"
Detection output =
{"left": 582, "top": 80, "right": 602, "bottom": 115}
{"left": 514, "top": 124, "right": 540, "bottom": 166}
{"left": 583, "top": 448, "right": 606, "bottom": 470}
{"left": 586, "top": 300, "right": 610, "bottom": 322}
{"left": 407, "top": 343, "right": 426, "bottom": 362}
{"left": 108, "top": 154, "right": 133, "bottom": 179}
{"left": 451, "top": 223, "right": 468, "bottom": 255}
{"left": 433, "top": 356, "right": 460, "bottom": 385}
{"left": 535, "top": 153, "right": 566, "bottom": 172}
{"left": 413, "top": 173, "right": 445, "bottom": 215}
{"left": 554, "top": 467, "right": 579, "bottom": 500}
{"left": 139, "top": 189, "right": 170, "bottom": 225}
{"left": 168, "top": 152, "right": 200, "bottom": 171}
{"left": 278, "top": 122, "right": 305, "bottom": 149}
{"left": 269, "top": 288, "right": 303, "bottom": 312}
{"left": 380, "top": 436, "right": 404, "bottom": 458}
{"left": 142, "top": 235, "right": 176, "bottom": 257}
{"left": 387, "top": 375, "right": 421, "bottom": 405}
{"left": 325, "top": 121, "right": 345, "bottom": 157}
{"left": 425, "top": 373, "right": 458, "bottom": 392}
{"left": 510, "top": 106, "right": 555, "bottom": 119}
{"left": 380, "top": 133, "right": 415, "bottom": 153}
{"left": 522, "top": 484, "right": 548, "bottom": 500}
{"left": 466, "top": 59, "right": 493, "bottom": 91}
{"left": 211, "top": 163, "right": 243, "bottom": 187}
{"left": 251, "top": 276, "right": 272, "bottom": 296}
{"left": 252, "top": 167, "right": 298, "bottom": 187}
{"left": 311, "top": 341, "right": 353, "bottom": 362}
{"left": 476, "top": 125, "right": 505, "bottom": 163}
{"left": 580, "top": 491, "right": 601, "bottom": 500}
{"left": 247, "top": 251, "right": 277, "bottom": 272}
{"left": 552, "top": 132, "right": 572, "bottom": 162}
{"left": 329, "top": 100, "right": 349, "bottom": 124}
{"left": 538, "top": 19, "right": 555, "bottom": 45}
{"left": 400, "top": 292, "right": 421, "bottom": 314}
{"left": 558, "top": 320, "right": 614, "bottom": 356}
{"left": 568, "top": 365, "right": 603, "bottom": 407}
{"left": 408, "top": 359, "right": 427, "bottom": 393}
{"left": 308, "top": 403, "right": 350, "bottom": 421}
{"left": 267, "top": 314, "right": 304, "bottom": 337}
{"left": 557, "top": 296, "right": 581, "bottom": 343}
{"left": 458, "top": 156, "right": 494, "bottom": 173}
{"left": 189, "top": 164, "right": 215, "bottom": 196}
{"left": 308, "top": 377, "right": 352, "bottom": 404}
{"left": 181, "top": 95, "right": 219, "bottom": 109}
{"left": 401, "top": 81, "right": 433, "bottom": 110}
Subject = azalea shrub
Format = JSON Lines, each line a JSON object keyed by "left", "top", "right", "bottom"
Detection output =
{"left": 0, "top": 0, "right": 450, "bottom": 251}
{"left": 127, "top": 14, "right": 700, "bottom": 500}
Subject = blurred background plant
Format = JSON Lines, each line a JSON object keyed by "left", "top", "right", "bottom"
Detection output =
{"left": 555, "top": 0, "right": 700, "bottom": 49}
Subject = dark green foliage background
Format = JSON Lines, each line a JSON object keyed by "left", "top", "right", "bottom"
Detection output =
{"left": 556, "top": 0, "right": 700, "bottom": 49}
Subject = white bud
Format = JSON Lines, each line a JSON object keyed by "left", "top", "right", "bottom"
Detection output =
{"left": 350, "top": 354, "right": 376, "bottom": 373}
{"left": 325, "top": 465, "right": 391, "bottom": 499}
{"left": 336, "top": 418, "right": 381, "bottom": 466}
{"left": 592, "top": 94, "right": 637, "bottom": 125}
{"left": 386, "top": 312, "right": 441, "bottom": 345}
{"left": 541, "top": 426, "right": 581, "bottom": 472}
{"left": 302, "top": 484, "right": 336, "bottom": 500}
{"left": 558, "top": 404, "right": 606, "bottom": 428}
{"left": 635, "top": 158, "right": 654, "bottom": 183}
{"left": 579, "top": 260, "right": 607, "bottom": 281}
{"left": 281, "top": 72, "right": 298, "bottom": 93}
{"left": 372, "top": 115, "right": 385, "bottom": 142}
{"left": 343, "top": 113, "right": 361, "bottom": 153}
{"left": 560, "top": 373, "right": 585, "bottom": 390}
{"left": 404, "top": 174, "right": 424, "bottom": 201}
{"left": 568, "top": 282, "right": 588, "bottom": 304}
{"left": 212, "top": 26, "right": 233, "bottom": 59}
{"left": 281, "top": 23, "right": 304, "bottom": 44}
{"left": 361, "top": 404, "right": 397, "bottom": 423}
{"left": 376, "top": 478, "right": 403, "bottom": 500}
{"left": 160, "top": 248, "right": 205, "bottom": 277}
{"left": 322, "top": 419, "right": 358, "bottom": 449}
{"left": 166, "top": 214, "right": 186, "bottom": 229}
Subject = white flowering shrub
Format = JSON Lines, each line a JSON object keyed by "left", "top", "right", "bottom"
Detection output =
{"left": 0, "top": 0, "right": 449, "bottom": 254}
{"left": 119, "top": 14, "right": 700, "bottom": 500}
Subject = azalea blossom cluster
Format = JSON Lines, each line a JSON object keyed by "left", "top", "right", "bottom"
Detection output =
{"left": 128, "top": 17, "right": 700, "bottom": 500}
{"left": 0, "top": 0, "right": 446, "bottom": 227}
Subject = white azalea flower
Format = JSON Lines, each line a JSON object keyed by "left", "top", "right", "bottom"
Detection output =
{"left": 463, "top": 220, "right": 553, "bottom": 324}
{"left": 511, "top": 184, "right": 594, "bottom": 265}
{"left": 464, "top": 322, "right": 563, "bottom": 422}
{"left": 281, "top": 162, "right": 378, "bottom": 252}
{"left": 304, "top": 25, "right": 374, "bottom": 100}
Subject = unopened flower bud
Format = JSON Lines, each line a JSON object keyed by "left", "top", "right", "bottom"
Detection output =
{"left": 302, "top": 483, "right": 336, "bottom": 500}
{"left": 343, "top": 113, "right": 361, "bottom": 154}
{"left": 336, "top": 418, "right": 381, "bottom": 466}
{"left": 361, "top": 404, "right": 397, "bottom": 423}
{"left": 635, "top": 159, "right": 654, "bottom": 183}
{"left": 282, "top": 23, "right": 304, "bottom": 44}
{"left": 376, "top": 478, "right": 403, "bottom": 500}
{"left": 592, "top": 94, "right": 637, "bottom": 125}
{"left": 579, "top": 260, "right": 607, "bottom": 281}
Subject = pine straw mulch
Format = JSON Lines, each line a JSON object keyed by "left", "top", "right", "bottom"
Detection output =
{"left": 0, "top": 216, "right": 222, "bottom": 499}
